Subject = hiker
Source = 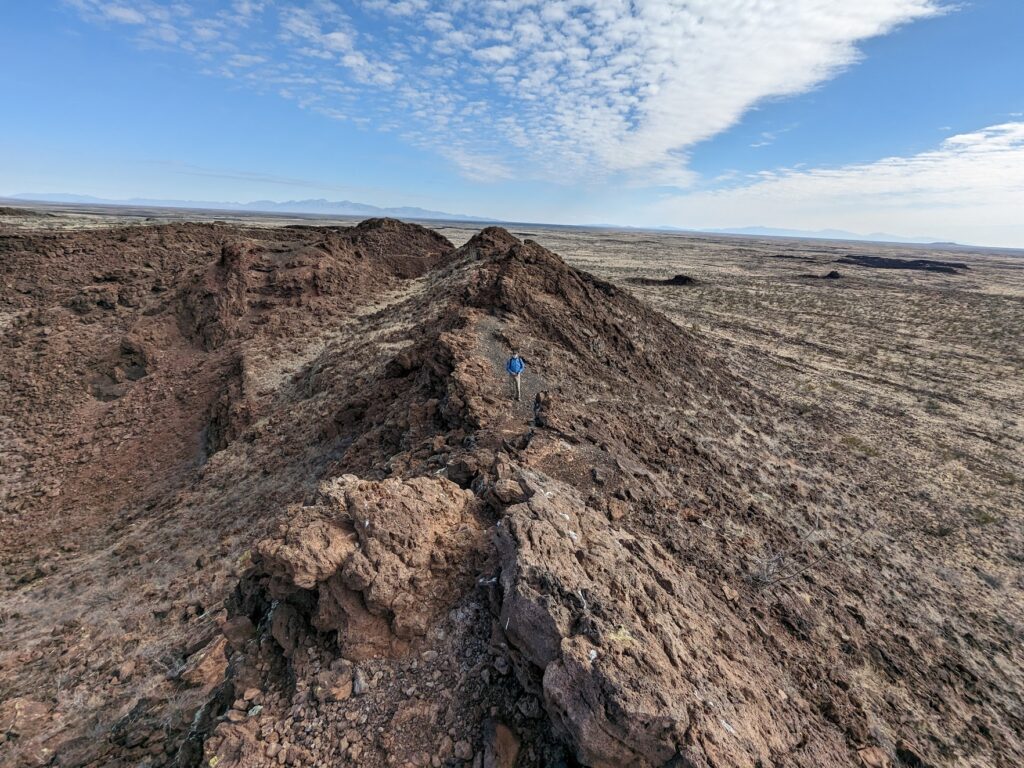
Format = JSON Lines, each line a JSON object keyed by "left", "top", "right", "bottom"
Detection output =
{"left": 506, "top": 350, "right": 525, "bottom": 401}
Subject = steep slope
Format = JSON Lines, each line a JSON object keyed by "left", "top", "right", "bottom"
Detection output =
{"left": 0, "top": 218, "right": 455, "bottom": 765}
{"left": 1, "top": 222, "right": 1020, "bottom": 768}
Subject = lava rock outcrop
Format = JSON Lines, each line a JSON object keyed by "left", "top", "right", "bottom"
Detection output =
{"left": 3, "top": 218, "right": 1020, "bottom": 768}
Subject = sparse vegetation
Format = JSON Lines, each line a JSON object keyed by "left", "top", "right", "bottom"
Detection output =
{"left": 971, "top": 507, "right": 1001, "bottom": 526}
{"left": 841, "top": 435, "right": 879, "bottom": 457}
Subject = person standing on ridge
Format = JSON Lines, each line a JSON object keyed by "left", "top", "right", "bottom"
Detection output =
{"left": 506, "top": 350, "right": 525, "bottom": 401}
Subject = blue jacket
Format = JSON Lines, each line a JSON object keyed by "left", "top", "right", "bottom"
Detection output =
{"left": 506, "top": 356, "right": 524, "bottom": 375}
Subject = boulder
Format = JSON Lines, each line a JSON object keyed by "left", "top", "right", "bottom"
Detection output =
{"left": 252, "top": 474, "right": 486, "bottom": 658}
{"left": 221, "top": 615, "right": 255, "bottom": 650}
{"left": 0, "top": 697, "right": 51, "bottom": 740}
{"left": 482, "top": 719, "right": 520, "bottom": 768}
{"left": 180, "top": 636, "right": 228, "bottom": 694}
{"left": 315, "top": 660, "right": 354, "bottom": 703}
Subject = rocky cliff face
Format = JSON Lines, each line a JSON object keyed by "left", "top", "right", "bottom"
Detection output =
{"left": 1, "top": 220, "right": 1020, "bottom": 768}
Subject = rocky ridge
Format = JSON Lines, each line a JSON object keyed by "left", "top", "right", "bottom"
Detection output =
{"left": 1, "top": 220, "right": 1021, "bottom": 768}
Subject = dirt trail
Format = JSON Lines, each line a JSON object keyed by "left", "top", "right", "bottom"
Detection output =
{"left": 474, "top": 314, "right": 548, "bottom": 427}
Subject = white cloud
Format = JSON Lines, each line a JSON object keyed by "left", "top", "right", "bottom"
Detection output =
{"left": 68, "top": 1, "right": 947, "bottom": 186}
{"left": 321, "top": 30, "right": 352, "bottom": 52}
{"left": 362, "top": 0, "right": 429, "bottom": 16}
{"left": 393, "top": 1, "right": 944, "bottom": 185}
{"left": 472, "top": 44, "right": 515, "bottom": 64}
{"left": 441, "top": 148, "right": 515, "bottom": 182}
{"left": 149, "top": 23, "right": 179, "bottom": 43}
{"left": 280, "top": 6, "right": 327, "bottom": 41}
{"left": 643, "top": 123, "right": 1024, "bottom": 247}
{"left": 192, "top": 21, "right": 222, "bottom": 41}
{"left": 227, "top": 53, "right": 266, "bottom": 67}
{"left": 232, "top": 0, "right": 265, "bottom": 18}
{"left": 102, "top": 4, "right": 146, "bottom": 24}
{"left": 67, "top": 0, "right": 198, "bottom": 47}
{"left": 66, "top": 0, "right": 971, "bottom": 209}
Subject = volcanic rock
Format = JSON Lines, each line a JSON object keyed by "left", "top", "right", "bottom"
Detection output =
{"left": 2, "top": 218, "right": 1020, "bottom": 768}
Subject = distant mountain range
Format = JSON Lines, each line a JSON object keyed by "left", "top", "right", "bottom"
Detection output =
{"left": 9, "top": 193, "right": 490, "bottom": 222}
{"left": 10, "top": 193, "right": 960, "bottom": 245}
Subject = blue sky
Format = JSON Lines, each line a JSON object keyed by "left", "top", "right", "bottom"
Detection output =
{"left": 2, "top": 1, "right": 1023, "bottom": 245}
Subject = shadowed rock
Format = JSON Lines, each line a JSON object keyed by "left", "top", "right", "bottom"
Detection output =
{"left": 836, "top": 254, "right": 967, "bottom": 273}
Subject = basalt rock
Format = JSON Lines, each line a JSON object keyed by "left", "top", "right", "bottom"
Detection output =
{"left": 493, "top": 470, "right": 846, "bottom": 767}
{"left": 251, "top": 474, "right": 487, "bottom": 658}
{"left": 4, "top": 219, "right": 1020, "bottom": 768}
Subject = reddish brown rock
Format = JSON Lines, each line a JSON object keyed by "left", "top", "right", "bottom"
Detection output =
{"left": 180, "top": 636, "right": 228, "bottom": 693}
{"left": 0, "top": 697, "right": 51, "bottom": 740}
{"left": 252, "top": 474, "right": 487, "bottom": 657}
{"left": 495, "top": 470, "right": 846, "bottom": 767}
{"left": 3, "top": 219, "right": 1021, "bottom": 768}
{"left": 315, "top": 659, "right": 354, "bottom": 703}
{"left": 221, "top": 615, "right": 256, "bottom": 650}
{"left": 483, "top": 719, "right": 520, "bottom": 768}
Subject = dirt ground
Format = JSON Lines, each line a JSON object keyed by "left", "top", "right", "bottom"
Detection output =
{"left": 1, "top": 204, "right": 1021, "bottom": 768}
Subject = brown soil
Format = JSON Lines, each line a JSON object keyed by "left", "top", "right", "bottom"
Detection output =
{"left": 1, "top": 216, "right": 1021, "bottom": 768}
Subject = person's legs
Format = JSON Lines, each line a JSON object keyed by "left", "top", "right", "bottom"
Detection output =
{"left": 513, "top": 373, "right": 521, "bottom": 401}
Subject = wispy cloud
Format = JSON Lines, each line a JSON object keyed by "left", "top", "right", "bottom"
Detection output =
{"left": 644, "top": 123, "right": 1024, "bottom": 247}
{"left": 65, "top": 1, "right": 946, "bottom": 185}
{"left": 439, "top": 148, "right": 515, "bottom": 183}
{"left": 102, "top": 5, "right": 146, "bottom": 25}
{"left": 227, "top": 53, "right": 265, "bottom": 67}
{"left": 750, "top": 124, "right": 799, "bottom": 149}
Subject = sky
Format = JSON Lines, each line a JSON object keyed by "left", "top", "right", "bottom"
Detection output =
{"left": 1, "top": 1, "right": 1023, "bottom": 246}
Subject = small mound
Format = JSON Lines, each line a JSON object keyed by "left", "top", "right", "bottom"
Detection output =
{"left": 462, "top": 225, "right": 522, "bottom": 256}
{"left": 626, "top": 273, "right": 697, "bottom": 286}
{"left": 0, "top": 206, "right": 51, "bottom": 218}
{"left": 348, "top": 217, "right": 455, "bottom": 277}
{"left": 177, "top": 219, "right": 455, "bottom": 349}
